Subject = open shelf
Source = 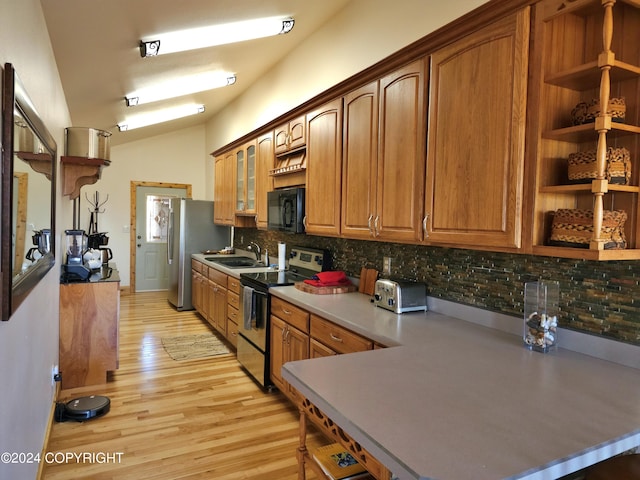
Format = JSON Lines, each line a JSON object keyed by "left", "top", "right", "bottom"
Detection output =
{"left": 61, "top": 155, "right": 111, "bottom": 199}
{"left": 545, "top": 60, "right": 640, "bottom": 91}
{"left": 530, "top": 0, "right": 640, "bottom": 259}
{"left": 542, "top": 123, "right": 640, "bottom": 143}
{"left": 540, "top": 184, "right": 640, "bottom": 194}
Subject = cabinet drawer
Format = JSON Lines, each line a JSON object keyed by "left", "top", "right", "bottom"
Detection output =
{"left": 271, "top": 297, "right": 309, "bottom": 333}
{"left": 208, "top": 267, "right": 227, "bottom": 285}
{"left": 310, "top": 338, "right": 337, "bottom": 358}
{"left": 227, "top": 315, "right": 238, "bottom": 348}
{"left": 228, "top": 305, "right": 239, "bottom": 324}
{"left": 227, "top": 276, "right": 241, "bottom": 294}
{"left": 310, "top": 315, "right": 372, "bottom": 354}
{"left": 191, "top": 259, "right": 203, "bottom": 274}
{"left": 227, "top": 290, "right": 239, "bottom": 310}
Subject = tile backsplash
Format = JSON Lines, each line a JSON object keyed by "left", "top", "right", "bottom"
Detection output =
{"left": 236, "top": 228, "right": 640, "bottom": 346}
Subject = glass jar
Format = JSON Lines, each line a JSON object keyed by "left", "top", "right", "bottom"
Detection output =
{"left": 523, "top": 281, "right": 559, "bottom": 353}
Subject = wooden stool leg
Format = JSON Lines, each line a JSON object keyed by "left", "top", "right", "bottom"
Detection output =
{"left": 296, "top": 406, "right": 308, "bottom": 480}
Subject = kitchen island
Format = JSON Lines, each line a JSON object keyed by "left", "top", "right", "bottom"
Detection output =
{"left": 280, "top": 290, "right": 640, "bottom": 480}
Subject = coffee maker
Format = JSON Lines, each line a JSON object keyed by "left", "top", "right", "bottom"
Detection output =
{"left": 26, "top": 228, "right": 51, "bottom": 261}
{"left": 62, "top": 229, "right": 91, "bottom": 281}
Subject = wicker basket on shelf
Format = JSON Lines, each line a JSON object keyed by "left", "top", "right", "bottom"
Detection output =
{"left": 571, "top": 97, "right": 626, "bottom": 125}
{"left": 548, "top": 209, "right": 627, "bottom": 250}
{"left": 567, "top": 147, "right": 631, "bottom": 185}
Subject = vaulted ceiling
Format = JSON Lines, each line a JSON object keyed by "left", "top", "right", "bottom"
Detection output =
{"left": 41, "top": 0, "right": 352, "bottom": 146}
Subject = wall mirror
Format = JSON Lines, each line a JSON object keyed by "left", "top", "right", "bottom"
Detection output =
{"left": 2, "top": 63, "right": 57, "bottom": 321}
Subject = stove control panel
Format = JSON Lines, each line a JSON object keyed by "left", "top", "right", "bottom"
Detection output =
{"left": 289, "top": 246, "right": 330, "bottom": 274}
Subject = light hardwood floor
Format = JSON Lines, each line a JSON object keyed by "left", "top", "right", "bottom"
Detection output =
{"left": 44, "top": 291, "right": 322, "bottom": 480}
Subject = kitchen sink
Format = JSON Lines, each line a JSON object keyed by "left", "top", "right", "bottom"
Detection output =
{"left": 206, "top": 257, "right": 264, "bottom": 268}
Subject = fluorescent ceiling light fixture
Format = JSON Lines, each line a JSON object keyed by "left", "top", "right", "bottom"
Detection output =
{"left": 117, "top": 104, "right": 205, "bottom": 131}
{"left": 139, "top": 16, "right": 294, "bottom": 57}
{"left": 125, "top": 72, "right": 236, "bottom": 106}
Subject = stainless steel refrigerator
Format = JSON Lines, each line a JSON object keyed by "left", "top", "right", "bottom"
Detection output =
{"left": 167, "top": 199, "right": 231, "bottom": 310}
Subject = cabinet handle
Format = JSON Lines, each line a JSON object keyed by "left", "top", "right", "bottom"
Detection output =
{"left": 374, "top": 216, "right": 380, "bottom": 237}
{"left": 423, "top": 214, "right": 429, "bottom": 238}
{"left": 303, "top": 215, "right": 307, "bottom": 230}
{"left": 329, "top": 333, "right": 343, "bottom": 343}
{"left": 282, "top": 308, "right": 292, "bottom": 316}
{"left": 367, "top": 214, "right": 374, "bottom": 236}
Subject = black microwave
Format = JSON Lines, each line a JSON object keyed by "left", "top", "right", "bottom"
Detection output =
{"left": 267, "top": 187, "right": 305, "bottom": 233}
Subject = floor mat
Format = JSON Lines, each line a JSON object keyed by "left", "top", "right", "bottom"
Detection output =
{"left": 161, "top": 333, "right": 231, "bottom": 361}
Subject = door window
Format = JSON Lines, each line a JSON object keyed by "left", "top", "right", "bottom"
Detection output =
{"left": 146, "top": 195, "right": 172, "bottom": 242}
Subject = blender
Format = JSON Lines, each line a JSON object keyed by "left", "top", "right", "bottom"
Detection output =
{"left": 62, "top": 229, "right": 91, "bottom": 281}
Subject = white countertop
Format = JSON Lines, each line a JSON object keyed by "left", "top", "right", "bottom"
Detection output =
{"left": 270, "top": 285, "right": 435, "bottom": 347}
{"left": 193, "top": 257, "right": 640, "bottom": 478}
{"left": 283, "top": 315, "right": 640, "bottom": 480}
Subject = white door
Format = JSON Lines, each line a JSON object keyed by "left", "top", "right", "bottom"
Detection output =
{"left": 135, "top": 186, "right": 186, "bottom": 291}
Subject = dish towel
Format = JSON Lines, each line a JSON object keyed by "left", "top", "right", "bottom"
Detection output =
{"left": 242, "top": 285, "right": 255, "bottom": 330}
{"left": 303, "top": 271, "right": 352, "bottom": 287}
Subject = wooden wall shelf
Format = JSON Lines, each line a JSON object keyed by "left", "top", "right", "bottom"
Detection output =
{"left": 61, "top": 155, "right": 111, "bottom": 199}
{"left": 16, "top": 151, "right": 54, "bottom": 180}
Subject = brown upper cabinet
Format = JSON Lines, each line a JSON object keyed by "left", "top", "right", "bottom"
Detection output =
{"left": 423, "top": 9, "right": 530, "bottom": 249}
{"left": 211, "top": 0, "right": 640, "bottom": 260}
{"left": 527, "top": 0, "right": 640, "bottom": 260}
{"left": 214, "top": 139, "right": 263, "bottom": 228}
{"left": 255, "top": 131, "right": 274, "bottom": 229}
{"left": 342, "top": 59, "right": 427, "bottom": 243}
{"left": 235, "top": 140, "right": 257, "bottom": 216}
{"left": 304, "top": 99, "right": 343, "bottom": 236}
{"left": 214, "top": 150, "right": 235, "bottom": 225}
{"left": 275, "top": 115, "right": 306, "bottom": 155}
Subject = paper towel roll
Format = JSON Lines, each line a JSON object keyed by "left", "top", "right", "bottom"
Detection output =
{"left": 278, "top": 242, "right": 286, "bottom": 271}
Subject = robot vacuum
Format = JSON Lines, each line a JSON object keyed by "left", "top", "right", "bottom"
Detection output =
{"left": 55, "top": 395, "right": 110, "bottom": 422}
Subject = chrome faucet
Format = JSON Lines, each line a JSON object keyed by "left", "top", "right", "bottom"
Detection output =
{"left": 247, "top": 242, "right": 261, "bottom": 262}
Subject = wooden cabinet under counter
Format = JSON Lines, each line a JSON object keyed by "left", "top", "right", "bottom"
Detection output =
{"left": 310, "top": 314, "right": 373, "bottom": 355}
{"left": 59, "top": 266, "right": 120, "bottom": 389}
{"left": 226, "top": 276, "right": 241, "bottom": 348}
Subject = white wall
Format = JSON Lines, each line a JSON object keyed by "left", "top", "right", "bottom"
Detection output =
{"left": 84, "top": 125, "right": 208, "bottom": 287}
{"left": 88, "top": 0, "right": 487, "bottom": 289}
{"left": 0, "top": 0, "right": 488, "bottom": 476}
{"left": 204, "top": 0, "right": 487, "bottom": 157}
{"left": 0, "top": 0, "right": 72, "bottom": 478}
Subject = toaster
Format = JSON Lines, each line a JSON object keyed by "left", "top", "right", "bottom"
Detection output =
{"left": 374, "top": 279, "right": 427, "bottom": 314}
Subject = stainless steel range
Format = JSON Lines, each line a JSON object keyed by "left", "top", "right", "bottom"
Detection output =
{"left": 238, "top": 246, "right": 329, "bottom": 388}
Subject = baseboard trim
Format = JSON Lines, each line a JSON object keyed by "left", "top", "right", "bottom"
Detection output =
{"left": 36, "top": 397, "right": 59, "bottom": 480}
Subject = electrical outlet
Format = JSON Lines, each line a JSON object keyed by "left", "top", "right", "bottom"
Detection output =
{"left": 51, "top": 364, "right": 59, "bottom": 386}
{"left": 383, "top": 256, "right": 392, "bottom": 275}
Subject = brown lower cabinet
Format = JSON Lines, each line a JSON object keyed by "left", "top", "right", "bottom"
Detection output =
{"left": 206, "top": 268, "right": 227, "bottom": 336}
{"left": 270, "top": 296, "right": 376, "bottom": 402}
{"left": 191, "top": 260, "right": 239, "bottom": 347}
{"left": 270, "top": 296, "right": 310, "bottom": 401}
{"left": 226, "top": 276, "right": 241, "bottom": 348}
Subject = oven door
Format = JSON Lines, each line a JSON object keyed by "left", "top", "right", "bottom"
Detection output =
{"left": 239, "top": 285, "right": 268, "bottom": 351}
